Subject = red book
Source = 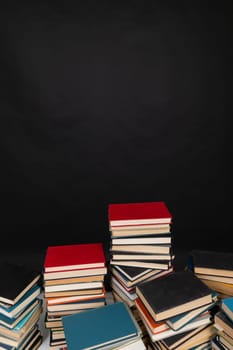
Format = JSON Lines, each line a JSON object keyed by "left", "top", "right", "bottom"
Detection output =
{"left": 108, "top": 201, "right": 172, "bottom": 226}
{"left": 44, "top": 243, "right": 106, "bottom": 272}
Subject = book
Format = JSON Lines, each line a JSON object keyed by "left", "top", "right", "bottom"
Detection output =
{"left": 44, "top": 274, "right": 105, "bottom": 286}
{"left": 214, "top": 310, "right": 233, "bottom": 338}
{"left": 46, "top": 288, "right": 106, "bottom": 305}
{"left": 44, "top": 287, "right": 104, "bottom": 298}
{"left": 110, "top": 225, "right": 171, "bottom": 237}
{"left": 112, "top": 235, "right": 172, "bottom": 245}
{"left": 44, "top": 243, "right": 106, "bottom": 272}
{"left": 0, "top": 285, "right": 41, "bottom": 318}
{"left": 110, "top": 252, "right": 173, "bottom": 261}
{"left": 43, "top": 266, "right": 107, "bottom": 280}
{"left": 0, "top": 300, "right": 42, "bottom": 340}
{"left": 108, "top": 201, "right": 172, "bottom": 226}
{"left": 0, "top": 299, "right": 40, "bottom": 329}
{"left": 47, "top": 298, "right": 106, "bottom": 312}
{"left": 110, "top": 244, "right": 172, "bottom": 254}
{"left": 188, "top": 250, "right": 233, "bottom": 277}
{"left": 135, "top": 270, "right": 214, "bottom": 321}
{"left": 158, "top": 323, "right": 215, "bottom": 350}
{"left": 62, "top": 301, "right": 141, "bottom": 349}
{"left": 195, "top": 273, "right": 233, "bottom": 284}
{"left": 165, "top": 301, "right": 216, "bottom": 330}
{"left": 215, "top": 328, "right": 233, "bottom": 348}
{"left": 220, "top": 296, "right": 233, "bottom": 322}
{"left": 0, "top": 262, "right": 42, "bottom": 305}
{"left": 111, "top": 266, "right": 174, "bottom": 288}
{"left": 143, "top": 311, "right": 212, "bottom": 342}
{"left": 112, "top": 265, "right": 157, "bottom": 281}
{"left": 44, "top": 281, "right": 103, "bottom": 293}
{"left": 199, "top": 278, "right": 233, "bottom": 296}
{"left": 110, "top": 259, "right": 172, "bottom": 270}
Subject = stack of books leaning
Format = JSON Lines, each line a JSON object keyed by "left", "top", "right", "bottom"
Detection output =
{"left": 187, "top": 249, "right": 233, "bottom": 299}
{"left": 43, "top": 242, "right": 108, "bottom": 349}
{"left": 134, "top": 270, "right": 218, "bottom": 349}
{"left": 108, "top": 201, "right": 174, "bottom": 310}
{"left": 211, "top": 296, "right": 233, "bottom": 349}
{"left": 0, "top": 262, "right": 43, "bottom": 349}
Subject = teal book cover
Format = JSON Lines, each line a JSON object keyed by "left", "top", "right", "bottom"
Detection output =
{"left": 62, "top": 301, "right": 141, "bottom": 350}
{"left": 221, "top": 296, "right": 233, "bottom": 322}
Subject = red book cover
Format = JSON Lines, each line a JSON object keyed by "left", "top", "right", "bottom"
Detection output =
{"left": 44, "top": 243, "right": 106, "bottom": 272}
{"left": 108, "top": 201, "right": 172, "bottom": 226}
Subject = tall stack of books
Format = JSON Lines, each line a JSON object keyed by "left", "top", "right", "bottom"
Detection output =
{"left": 0, "top": 262, "right": 43, "bottom": 349}
{"left": 135, "top": 270, "right": 217, "bottom": 349}
{"left": 187, "top": 250, "right": 233, "bottom": 299}
{"left": 108, "top": 201, "right": 174, "bottom": 309}
{"left": 43, "top": 243, "right": 108, "bottom": 349}
{"left": 211, "top": 296, "right": 233, "bottom": 349}
{"left": 62, "top": 301, "right": 146, "bottom": 350}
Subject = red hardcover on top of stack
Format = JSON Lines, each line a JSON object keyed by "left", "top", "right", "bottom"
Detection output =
{"left": 44, "top": 243, "right": 106, "bottom": 272}
{"left": 108, "top": 201, "right": 172, "bottom": 227}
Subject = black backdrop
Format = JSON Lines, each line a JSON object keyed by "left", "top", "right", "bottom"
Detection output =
{"left": 0, "top": 1, "right": 232, "bottom": 260}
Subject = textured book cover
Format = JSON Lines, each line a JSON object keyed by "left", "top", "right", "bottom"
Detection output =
{"left": 108, "top": 201, "right": 172, "bottom": 226}
{"left": 136, "top": 270, "right": 213, "bottom": 321}
{"left": 188, "top": 250, "right": 233, "bottom": 277}
{"left": 62, "top": 301, "right": 141, "bottom": 350}
{"left": 0, "top": 262, "right": 42, "bottom": 305}
{"left": 44, "top": 243, "right": 106, "bottom": 272}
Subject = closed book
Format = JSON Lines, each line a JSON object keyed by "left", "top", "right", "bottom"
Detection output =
{"left": 110, "top": 259, "right": 172, "bottom": 270}
{"left": 43, "top": 266, "right": 107, "bottom": 280}
{"left": 47, "top": 298, "right": 106, "bottom": 312}
{"left": 112, "top": 235, "right": 171, "bottom": 245}
{"left": 214, "top": 310, "right": 233, "bottom": 338}
{"left": 108, "top": 201, "right": 172, "bottom": 226}
{"left": 0, "top": 285, "right": 41, "bottom": 318}
{"left": 220, "top": 296, "right": 233, "bottom": 322}
{"left": 62, "top": 301, "right": 141, "bottom": 350}
{"left": 135, "top": 270, "right": 214, "bottom": 321}
{"left": 110, "top": 244, "right": 172, "bottom": 254}
{"left": 166, "top": 301, "right": 216, "bottom": 330}
{"left": 188, "top": 250, "right": 233, "bottom": 277}
{"left": 111, "top": 225, "right": 171, "bottom": 237}
{"left": 44, "top": 281, "right": 103, "bottom": 293}
{"left": 44, "top": 243, "right": 106, "bottom": 272}
{"left": 111, "top": 251, "right": 173, "bottom": 261}
{"left": 0, "top": 262, "right": 42, "bottom": 305}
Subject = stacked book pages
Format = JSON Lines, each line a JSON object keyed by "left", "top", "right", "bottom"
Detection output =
{"left": 108, "top": 201, "right": 175, "bottom": 310}
{"left": 135, "top": 270, "right": 218, "bottom": 350}
{"left": 43, "top": 243, "right": 108, "bottom": 349}
{"left": 211, "top": 296, "right": 233, "bottom": 349}
{"left": 0, "top": 262, "right": 43, "bottom": 349}
{"left": 187, "top": 249, "right": 233, "bottom": 299}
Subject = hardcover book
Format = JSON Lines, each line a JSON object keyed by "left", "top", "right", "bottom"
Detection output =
{"left": 220, "top": 296, "right": 233, "bottom": 322}
{"left": 108, "top": 201, "right": 172, "bottom": 226}
{"left": 188, "top": 250, "right": 233, "bottom": 277}
{"left": 135, "top": 270, "right": 214, "bottom": 321}
{"left": 44, "top": 243, "right": 106, "bottom": 272}
{"left": 214, "top": 310, "right": 233, "bottom": 338}
{"left": 62, "top": 301, "right": 141, "bottom": 350}
{"left": 0, "top": 262, "right": 42, "bottom": 305}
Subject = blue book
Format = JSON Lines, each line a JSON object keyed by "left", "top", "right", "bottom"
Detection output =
{"left": 0, "top": 285, "right": 41, "bottom": 318}
{"left": 221, "top": 296, "right": 233, "bottom": 322}
{"left": 62, "top": 301, "right": 141, "bottom": 350}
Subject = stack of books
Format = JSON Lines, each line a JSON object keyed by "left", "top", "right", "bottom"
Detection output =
{"left": 134, "top": 270, "right": 217, "bottom": 349}
{"left": 62, "top": 301, "right": 146, "bottom": 350}
{"left": 187, "top": 250, "right": 233, "bottom": 299}
{"left": 108, "top": 201, "right": 174, "bottom": 309}
{"left": 0, "top": 262, "right": 43, "bottom": 349}
{"left": 43, "top": 243, "right": 108, "bottom": 349}
{"left": 211, "top": 296, "right": 233, "bottom": 349}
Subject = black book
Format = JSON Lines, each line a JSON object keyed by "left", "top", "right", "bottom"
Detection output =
{"left": 136, "top": 270, "right": 214, "bottom": 321}
{"left": 0, "top": 262, "right": 42, "bottom": 305}
{"left": 188, "top": 250, "right": 233, "bottom": 277}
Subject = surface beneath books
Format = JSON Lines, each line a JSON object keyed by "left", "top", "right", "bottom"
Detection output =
{"left": 38, "top": 291, "right": 115, "bottom": 350}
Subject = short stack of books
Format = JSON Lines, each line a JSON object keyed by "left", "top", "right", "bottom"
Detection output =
{"left": 134, "top": 270, "right": 217, "bottom": 349}
{"left": 43, "top": 243, "right": 108, "bottom": 349}
{"left": 211, "top": 296, "right": 233, "bottom": 349}
{"left": 108, "top": 201, "right": 174, "bottom": 309}
{"left": 0, "top": 262, "right": 43, "bottom": 349}
{"left": 62, "top": 301, "right": 146, "bottom": 350}
{"left": 187, "top": 250, "right": 233, "bottom": 299}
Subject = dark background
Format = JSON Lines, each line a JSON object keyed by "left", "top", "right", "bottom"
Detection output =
{"left": 0, "top": 1, "right": 232, "bottom": 269}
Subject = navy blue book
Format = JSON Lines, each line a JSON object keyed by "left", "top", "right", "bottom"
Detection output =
{"left": 62, "top": 301, "right": 141, "bottom": 350}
